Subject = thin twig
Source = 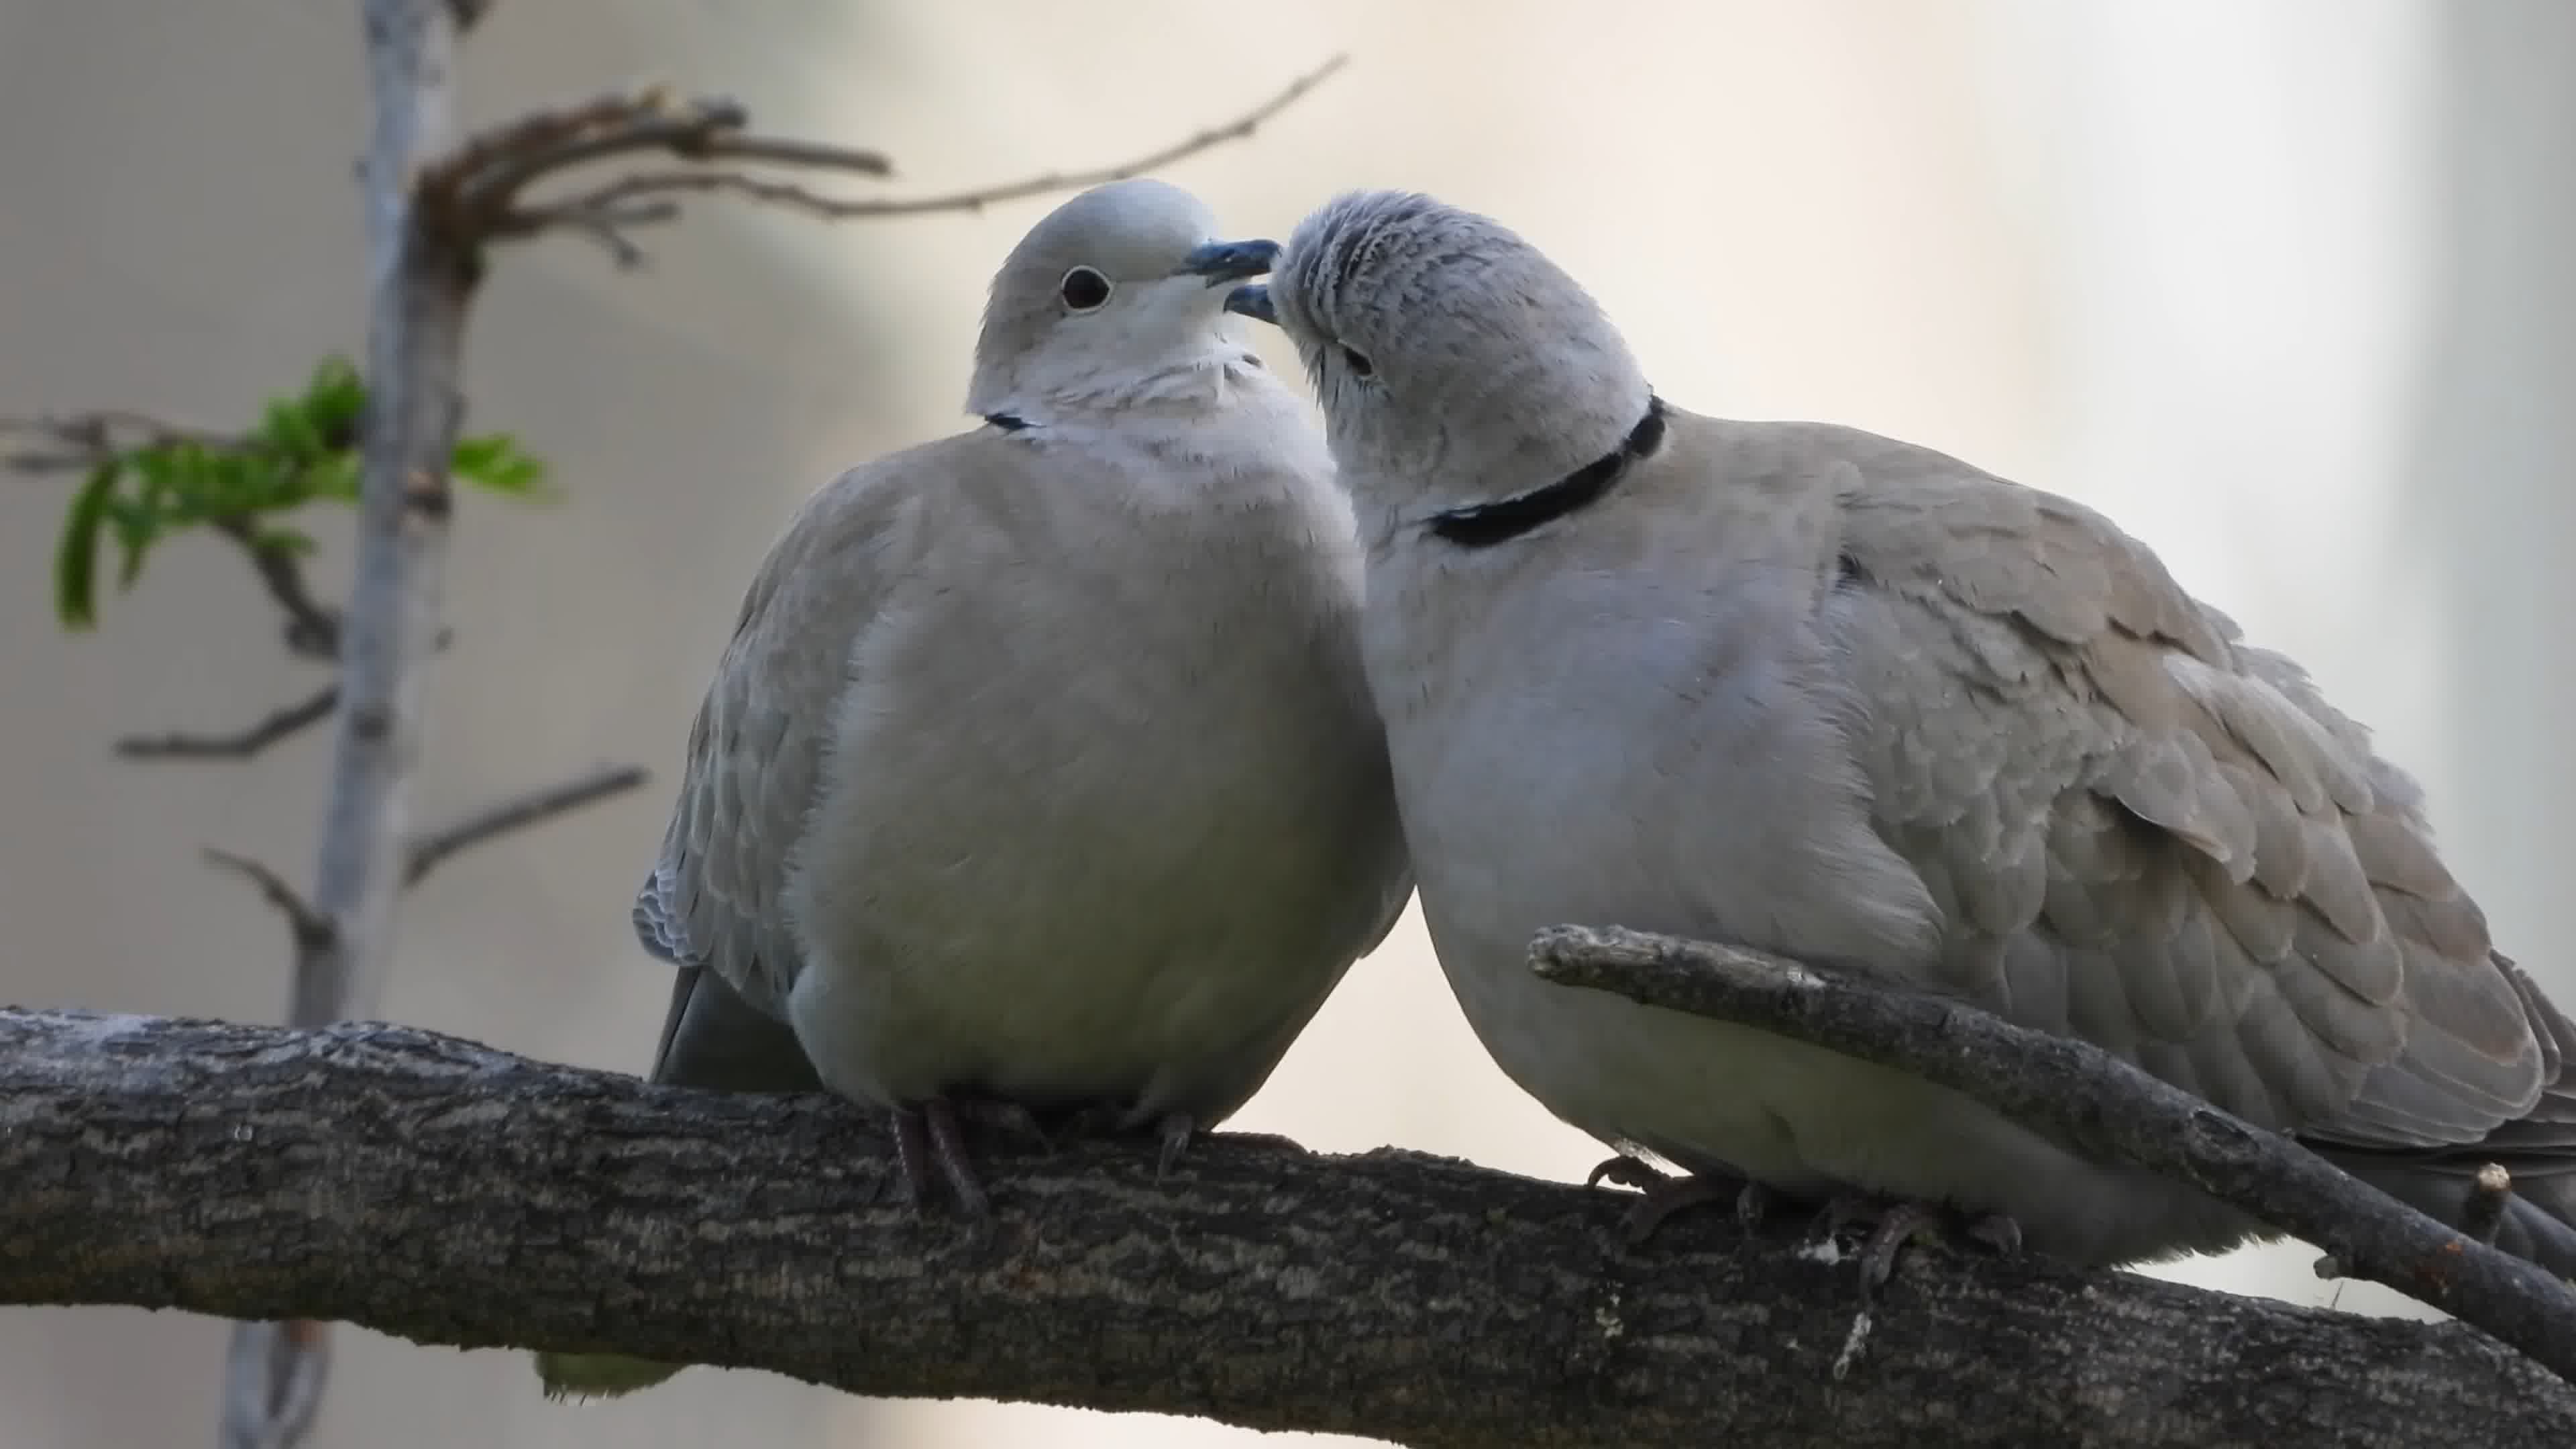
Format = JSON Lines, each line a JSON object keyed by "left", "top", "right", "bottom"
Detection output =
{"left": 0, "top": 411, "right": 236, "bottom": 465}
{"left": 402, "top": 763, "right": 649, "bottom": 889}
{"left": 713, "top": 52, "right": 1348, "bottom": 219}
{"left": 1528, "top": 924, "right": 2576, "bottom": 1387}
{"left": 492, "top": 55, "right": 1348, "bottom": 257}
{"left": 211, "top": 517, "right": 343, "bottom": 661}
{"left": 437, "top": 93, "right": 768, "bottom": 222}
{"left": 115, "top": 684, "right": 341, "bottom": 761}
{"left": 2464, "top": 1163, "right": 2516, "bottom": 1247}
{"left": 200, "top": 849, "right": 335, "bottom": 953}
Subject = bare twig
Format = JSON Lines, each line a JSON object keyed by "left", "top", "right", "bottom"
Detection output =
{"left": 200, "top": 849, "right": 335, "bottom": 953}
{"left": 115, "top": 684, "right": 341, "bottom": 761}
{"left": 433, "top": 91, "right": 768, "bottom": 223}
{"left": 2465, "top": 1163, "right": 2517, "bottom": 1246}
{"left": 1529, "top": 924, "right": 2576, "bottom": 1387}
{"left": 489, "top": 55, "right": 1348, "bottom": 259}
{"left": 402, "top": 762, "right": 648, "bottom": 888}
{"left": 0, "top": 411, "right": 236, "bottom": 463}
{"left": 210, "top": 517, "right": 343, "bottom": 660}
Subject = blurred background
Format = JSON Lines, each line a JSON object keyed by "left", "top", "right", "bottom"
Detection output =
{"left": 3, "top": 0, "right": 2569, "bottom": 1444}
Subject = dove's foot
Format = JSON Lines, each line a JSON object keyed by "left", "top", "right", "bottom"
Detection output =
{"left": 1804, "top": 1191, "right": 2022, "bottom": 1297}
{"left": 1148, "top": 1112, "right": 1310, "bottom": 1179}
{"left": 890, "top": 1098, "right": 991, "bottom": 1216}
{"left": 1157, "top": 1112, "right": 1198, "bottom": 1179}
{"left": 1585, "top": 1155, "right": 1774, "bottom": 1245}
{"left": 947, "top": 1094, "right": 1063, "bottom": 1154}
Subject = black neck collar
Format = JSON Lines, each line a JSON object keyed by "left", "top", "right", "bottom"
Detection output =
{"left": 1425, "top": 396, "right": 1666, "bottom": 549}
{"left": 983, "top": 411, "right": 1032, "bottom": 433}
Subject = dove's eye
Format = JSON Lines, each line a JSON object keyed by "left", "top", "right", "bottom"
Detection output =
{"left": 1059, "top": 266, "right": 1113, "bottom": 312}
{"left": 1340, "top": 346, "right": 1375, "bottom": 379}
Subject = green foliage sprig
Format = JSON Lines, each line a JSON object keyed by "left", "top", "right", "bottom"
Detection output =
{"left": 51, "top": 358, "right": 550, "bottom": 630}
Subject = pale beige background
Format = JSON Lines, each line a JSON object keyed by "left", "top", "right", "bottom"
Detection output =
{"left": 3, "top": 1, "right": 2569, "bottom": 1446}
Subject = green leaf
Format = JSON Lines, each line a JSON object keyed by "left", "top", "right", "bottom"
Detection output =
{"left": 128, "top": 445, "right": 177, "bottom": 508}
{"left": 105, "top": 494, "right": 158, "bottom": 591}
{"left": 299, "top": 357, "right": 366, "bottom": 450}
{"left": 305, "top": 451, "right": 362, "bottom": 502}
{"left": 53, "top": 460, "right": 118, "bottom": 629}
{"left": 208, "top": 452, "right": 269, "bottom": 515}
{"left": 258, "top": 397, "right": 321, "bottom": 461}
{"left": 451, "top": 431, "right": 553, "bottom": 499}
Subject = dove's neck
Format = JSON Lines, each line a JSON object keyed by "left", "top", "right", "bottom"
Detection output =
{"left": 969, "top": 328, "right": 1258, "bottom": 429}
{"left": 975, "top": 348, "right": 1325, "bottom": 492}
{"left": 1421, "top": 397, "right": 1668, "bottom": 549}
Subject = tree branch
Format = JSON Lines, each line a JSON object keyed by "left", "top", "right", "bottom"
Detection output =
{"left": 481, "top": 56, "right": 1348, "bottom": 262}
{"left": 199, "top": 849, "right": 335, "bottom": 955}
{"left": 1, "top": 1007, "right": 2569, "bottom": 1448}
{"left": 209, "top": 1, "right": 473, "bottom": 1442}
{"left": 211, "top": 515, "right": 343, "bottom": 660}
{"left": 400, "top": 761, "right": 648, "bottom": 888}
{"left": 115, "top": 684, "right": 341, "bottom": 761}
{"left": 1528, "top": 924, "right": 2576, "bottom": 1387}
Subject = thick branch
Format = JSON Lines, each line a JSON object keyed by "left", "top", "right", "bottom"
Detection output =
{"left": 1, "top": 1008, "right": 2568, "bottom": 1448}
{"left": 1529, "top": 924, "right": 2576, "bottom": 1387}
{"left": 326, "top": 0, "right": 466, "bottom": 1022}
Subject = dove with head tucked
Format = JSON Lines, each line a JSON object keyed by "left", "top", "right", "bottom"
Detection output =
{"left": 533, "top": 177, "right": 1412, "bottom": 1400}
{"left": 1227, "top": 187, "right": 2576, "bottom": 1281}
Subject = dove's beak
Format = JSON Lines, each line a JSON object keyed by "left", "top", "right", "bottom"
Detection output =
{"left": 1176, "top": 238, "right": 1281, "bottom": 287}
{"left": 1222, "top": 282, "right": 1277, "bottom": 326}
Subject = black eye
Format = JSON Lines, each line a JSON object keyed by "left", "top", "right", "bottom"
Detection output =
{"left": 1340, "top": 346, "right": 1375, "bottom": 378}
{"left": 1059, "top": 266, "right": 1112, "bottom": 311}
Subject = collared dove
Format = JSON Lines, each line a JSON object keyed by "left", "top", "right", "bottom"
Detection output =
{"left": 534, "top": 178, "right": 1411, "bottom": 1399}
{"left": 1229, "top": 187, "right": 2576, "bottom": 1279}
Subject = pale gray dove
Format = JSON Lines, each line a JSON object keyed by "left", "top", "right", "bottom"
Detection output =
{"left": 1226, "top": 188, "right": 2576, "bottom": 1284}
{"left": 535, "top": 178, "right": 1411, "bottom": 1399}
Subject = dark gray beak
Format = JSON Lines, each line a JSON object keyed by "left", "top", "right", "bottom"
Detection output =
{"left": 1223, "top": 282, "right": 1277, "bottom": 326}
{"left": 1177, "top": 238, "right": 1281, "bottom": 286}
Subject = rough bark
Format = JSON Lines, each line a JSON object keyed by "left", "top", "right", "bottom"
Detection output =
{"left": 4, "top": 1006, "right": 2571, "bottom": 1448}
{"left": 1532, "top": 924, "right": 2576, "bottom": 1385}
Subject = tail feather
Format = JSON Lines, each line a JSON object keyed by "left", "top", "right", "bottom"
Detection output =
{"left": 534, "top": 1352, "right": 686, "bottom": 1401}
{"left": 2312, "top": 957, "right": 2576, "bottom": 1280}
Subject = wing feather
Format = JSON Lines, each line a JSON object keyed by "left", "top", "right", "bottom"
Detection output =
{"left": 1807, "top": 424, "right": 2551, "bottom": 1147}
{"left": 632, "top": 445, "right": 934, "bottom": 1017}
